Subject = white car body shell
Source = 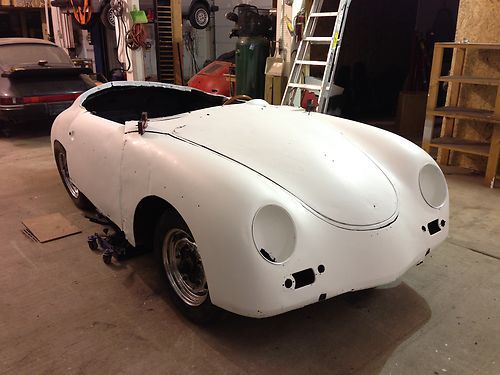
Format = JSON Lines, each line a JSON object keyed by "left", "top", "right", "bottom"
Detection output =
{"left": 51, "top": 81, "right": 449, "bottom": 318}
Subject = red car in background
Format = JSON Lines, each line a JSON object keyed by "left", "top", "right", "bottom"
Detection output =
{"left": 187, "top": 60, "right": 233, "bottom": 97}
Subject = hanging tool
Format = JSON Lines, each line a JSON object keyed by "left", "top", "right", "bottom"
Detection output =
{"left": 69, "top": 0, "right": 92, "bottom": 26}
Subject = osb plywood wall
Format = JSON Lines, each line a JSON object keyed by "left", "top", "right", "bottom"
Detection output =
{"left": 451, "top": 0, "right": 500, "bottom": 171}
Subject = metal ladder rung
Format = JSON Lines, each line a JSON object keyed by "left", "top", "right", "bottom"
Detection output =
{"left": 310, "top": 12, "right": 338, "bottom": 17}
{"left": 288, "top": 83, "right": 330, "bottom": 91}
{"left": 304, "top": 37, "right": 332, "bottom": 43}
{"left": 295, "top": 60, "right": 328, "bottom": 66}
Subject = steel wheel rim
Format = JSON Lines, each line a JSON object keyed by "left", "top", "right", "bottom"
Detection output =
{"left": 195, "top": 9, "right": 209, "bottom": 27}
{"left": 58, "top": 152, "right": 79, "bottom": 199}
{"left": 163, "top": 228, "right": 208, "bottom": 306}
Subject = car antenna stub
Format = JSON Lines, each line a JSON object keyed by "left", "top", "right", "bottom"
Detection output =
{"left": 138, "top": 112, "right": 148, "bottom": 135}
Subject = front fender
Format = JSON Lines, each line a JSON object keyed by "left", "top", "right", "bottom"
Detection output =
{"left": 119, "top": 130, "right": 300, "bottom": 314}
{"left": 323, "top": 115, "right": 437, "bottom": 185}
{"left": 320, "top": 115, "right": 449, "bottom": 218}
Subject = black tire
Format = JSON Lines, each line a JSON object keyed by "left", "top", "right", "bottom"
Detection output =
{"left": 88, "top": 238, "right": 98, "bottom": 250}
{"left": 100, "top": 3, "right": 115, "bottom": 30}
{"left": 154, "top": 211, "right": 220, "bottom": 323}
{"left": 103, "top": 253, "right": 112, "bottom": 264}
{"left": 54, "top": 141, "right": 92, "bottom": 210}
{"left": 189, "top": 2, "right": 210, "bottom": 29}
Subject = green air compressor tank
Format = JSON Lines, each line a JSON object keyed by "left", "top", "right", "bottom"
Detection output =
{"left": 235, "top": 36, "right": 269, "bottom": 99}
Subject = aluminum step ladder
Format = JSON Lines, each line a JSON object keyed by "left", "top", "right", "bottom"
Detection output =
{"left": 281, "top": 0, "right": 352, "bottom": 113}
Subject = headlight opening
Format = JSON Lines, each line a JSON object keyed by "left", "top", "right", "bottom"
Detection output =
{"left": 252, "top": 205, "right": 296, "bottom": 264}
{"left": 419, "top": 163, "right": 447, "bottom": 208}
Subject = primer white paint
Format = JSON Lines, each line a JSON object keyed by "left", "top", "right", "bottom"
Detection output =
{"left": 51, "top": 81, "right": 449, "bottom": 318}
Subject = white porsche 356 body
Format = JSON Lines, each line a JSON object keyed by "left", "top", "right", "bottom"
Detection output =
{"left": 51, "top": 81, "right": 449, "bottom": 321}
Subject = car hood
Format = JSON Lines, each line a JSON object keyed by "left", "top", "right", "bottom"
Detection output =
{"left": 153, "top": 103, "right": 398, "bottom": 229}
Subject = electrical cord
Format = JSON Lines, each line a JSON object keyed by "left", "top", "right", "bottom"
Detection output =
{"left": 126, "top": 23, "right": 147, "bottom": 50}
{"left": 111, "top": 0, "right": 131, "bottom": 72}
{"left": 109, "top": 0, "right": 149, "bottom": 73}
{"left": 121, "top": 15, "right": 132, "bottom": 71}
{"left": 115, "top": 13, "right": 132, "bottom": 71}
{"left": 184, "top": 30, "right": 200, "bottom": 73}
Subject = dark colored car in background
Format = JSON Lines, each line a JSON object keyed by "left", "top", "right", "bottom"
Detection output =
{"left": 0, "top": 38, "right": 95, "bottom": 136}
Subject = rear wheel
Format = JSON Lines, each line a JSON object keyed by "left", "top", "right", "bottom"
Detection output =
{"left": 54, "top": 141, "right": 92, "bottom": 209}
{"left": 154, "top": 212, "right": 220, "bottom": 323}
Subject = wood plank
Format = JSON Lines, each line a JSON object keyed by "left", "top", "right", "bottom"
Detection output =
{"left": 171, "top": 0, "right": 183, "bottom": 85}
{"left": 438, "top": 75, "right": 500, "bottom": 86}
{"left": 431, "top": 107, "right": 500, "bottom": 123}
{"left": 431, "top": 141, "right": 490, "bottom": 158}
{"left": 430, "top": 136, "right": 490, "bottom": 155}
{"left": 431, "top": 136, "right": 490, "bottom": 146}
{"left": 422, "top": 45, "right": 444, "bottom": 152}
{"left": 495, "top": 85, "right": 500, "bottom": 117}
{"left": 436, "top": 42, "right": 500, "bottom": 50}
{"left": 438, "top": 48, "right": 465, "bottom": 164}
{"left": 485, "top": 89, "right": 500, "bottom": 187}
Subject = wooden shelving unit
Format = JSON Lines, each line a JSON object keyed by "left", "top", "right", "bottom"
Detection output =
{"left": 155, "top": 0, "right": 183, "bottom": 85}
{"left": 422, "top": 42, "right": 500, "bottom": 188}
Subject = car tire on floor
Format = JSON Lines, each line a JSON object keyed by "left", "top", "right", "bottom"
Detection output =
{"left": 154, "top": 211, "right": 221, "bottom": 323}
{"left": 54, "top": 141, "right": 92, "bottom": 209}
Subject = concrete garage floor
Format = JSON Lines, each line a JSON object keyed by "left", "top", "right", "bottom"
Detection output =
{"left": 0, "top": 130, "right": 499, "bottom": 374}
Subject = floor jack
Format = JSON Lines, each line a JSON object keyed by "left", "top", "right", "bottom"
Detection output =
{"left": 85, "top": 213, "right": 133, "bottom": 264}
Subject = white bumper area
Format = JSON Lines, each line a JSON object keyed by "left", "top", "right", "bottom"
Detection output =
{"left": 208, "top": 205, "right": 448, "bottom": 318}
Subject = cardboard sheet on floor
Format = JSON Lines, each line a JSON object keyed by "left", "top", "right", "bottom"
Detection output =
{"left": 22, "top": 213, "right": 81, "bottom": 243}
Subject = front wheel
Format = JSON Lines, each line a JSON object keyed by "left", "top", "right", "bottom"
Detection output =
{"left": 54, "top": 141, "right": 92, "bottom": 209}
{"left": 154, "top": 212, "right": 220, "bottom": 323}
